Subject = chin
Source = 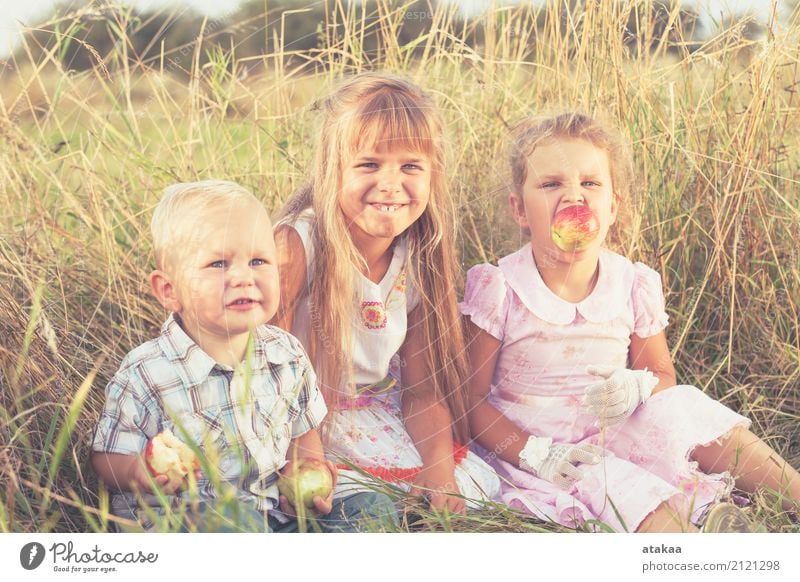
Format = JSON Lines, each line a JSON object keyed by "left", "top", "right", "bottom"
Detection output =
{"left": 223, "top": 314, "right": 268, "bottom": 333}
{"left": 362, "top": 223, "right": 403, "bottom": 239}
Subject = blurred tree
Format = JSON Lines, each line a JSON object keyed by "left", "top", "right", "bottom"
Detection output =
{"left": 622, "top": 1, "right": 702, "bottom": 55}
{"left": 6, "top": 0, "right": 719, "bottom": 73}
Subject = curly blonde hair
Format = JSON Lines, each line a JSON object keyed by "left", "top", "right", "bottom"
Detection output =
{"left": 509, "top": 112, "right": 635, "bottom": 245}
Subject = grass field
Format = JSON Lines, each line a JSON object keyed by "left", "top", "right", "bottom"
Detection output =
{"left": 0, "top": 0, "right": 798, "bottom": 533}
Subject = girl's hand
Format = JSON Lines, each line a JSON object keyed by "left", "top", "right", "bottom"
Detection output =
{"left": 409, "top": 465, "right": 465, "bottom": 515}
{"left": 278, "top": 459, "right": 337, "bottom": 518}
{"left": 519, "top": 436, "right": 603, "bottom": 491}
{"left": 582, "top": 365, "right": 659, "bottom": 427}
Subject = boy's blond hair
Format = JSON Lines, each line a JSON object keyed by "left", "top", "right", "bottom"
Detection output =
{"left": 151, "top": 180, "right": 261, "bottom": 270}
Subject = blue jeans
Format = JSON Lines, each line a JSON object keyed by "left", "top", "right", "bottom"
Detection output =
{"left": 184, "top": 492, "right": 398, "bottom": 533}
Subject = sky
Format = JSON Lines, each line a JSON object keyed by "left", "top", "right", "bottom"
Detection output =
{"left": 0, "top": 0, "right": 791, "bottom": 58}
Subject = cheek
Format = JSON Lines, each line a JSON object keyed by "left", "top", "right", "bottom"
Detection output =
{"left": 260, "top": 270, "right": 281, "bottom": 302}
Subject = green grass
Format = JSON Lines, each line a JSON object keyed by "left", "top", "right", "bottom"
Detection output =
{"left": 0, "top": 0, "right": 798, "bottom": 532}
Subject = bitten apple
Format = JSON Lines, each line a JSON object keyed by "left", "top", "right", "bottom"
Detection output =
{"left": 277, "top": 458, "right": 333, "bottom": 510}
{"left": 550, "top": 205, "right": 600, "bottom": 252}
{"left": 144, "top": 429, "right": 200, "bottom": 490}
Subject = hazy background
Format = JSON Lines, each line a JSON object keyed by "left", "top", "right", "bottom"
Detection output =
{"left": 0, "top": 0, "right": 791, "bottom": 57}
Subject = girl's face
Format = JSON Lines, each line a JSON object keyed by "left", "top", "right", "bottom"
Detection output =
{"left": 339, "top": 141, "right": 431, "bottom": 244}
{"left": 511, "top": 137, "right": 618, "bottom": 261}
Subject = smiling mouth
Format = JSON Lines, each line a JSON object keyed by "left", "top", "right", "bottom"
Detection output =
{"left": 227, "top": 298, "right": 258, "bottom": 307}
{"left": 371, "top": 203, "right": 405, "bottom": 213}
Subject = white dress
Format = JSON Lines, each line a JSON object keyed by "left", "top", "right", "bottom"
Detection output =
{"left": 285, "top": 210, "right": 500, "bottom": 506}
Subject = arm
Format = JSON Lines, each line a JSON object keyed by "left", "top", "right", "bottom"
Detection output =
{"left": 628, "top": 330, "right": 677, "bottom": 394}
{"left": 271, "top": 225, "right": 307, "bottom": 331}
{"left": 465, "top": 319, "right": 529, "bottom": 465}
{"left": 91, "top": 451, "right": 179, "bottom": 495}
{"left": 92, "top": 372, "right": 188, "bottom": 495}
{"left": 399, "top": 307, "right": 463, "bottom": 513}
{"left": 468, "top": 319, "right": 602, "bottom": 489}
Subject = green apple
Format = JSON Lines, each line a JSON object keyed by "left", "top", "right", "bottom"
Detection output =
{"left": 277, "top": 458, "right": 333, "bottom": 509}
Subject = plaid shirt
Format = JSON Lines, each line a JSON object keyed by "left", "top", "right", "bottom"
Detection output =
{"left": 92, "top": 314, "right": 326, "bottom": 520}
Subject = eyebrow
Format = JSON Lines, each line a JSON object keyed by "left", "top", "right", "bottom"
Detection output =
{"left": 354, "top": 156, "right": 427, "bottom": 163}
{"left": 535, "top": 172, "right": 603, "bottom": 180}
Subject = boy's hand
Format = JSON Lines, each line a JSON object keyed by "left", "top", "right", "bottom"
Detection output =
{"left": 129, "top": 454, "right": 200, "bottom": 495}
{"left": 409, "top": 464, "right": 465, "bottom": 515}
{"left": 278, "top": 458, "right": 337, "bottom": 517}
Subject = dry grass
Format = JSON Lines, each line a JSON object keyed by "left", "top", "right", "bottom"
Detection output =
{"left": 0, "top": 0, "right": 798, "bottom": 532}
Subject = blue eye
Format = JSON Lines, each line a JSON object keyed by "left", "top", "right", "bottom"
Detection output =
{"left": 582, "top": 181, "right": 600, "bottom": 187}
{"left": 209, "top": 260, "right": 225, "bottom": 268}
{"left": 250, "top": 258, "right": 266, "bottom": 266}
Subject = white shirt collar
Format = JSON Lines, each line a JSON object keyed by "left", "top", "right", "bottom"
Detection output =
{"left": 497, "top": 244, "right": 633, "bottom": 325}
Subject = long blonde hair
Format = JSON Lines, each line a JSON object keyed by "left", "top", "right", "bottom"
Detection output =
{"left": 278, "top": 72, "right": 469, "bottom": 442}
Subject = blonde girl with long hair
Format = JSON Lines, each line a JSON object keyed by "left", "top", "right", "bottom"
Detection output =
{"left": 273, "top": 72, "right": 500, "bottom": 514}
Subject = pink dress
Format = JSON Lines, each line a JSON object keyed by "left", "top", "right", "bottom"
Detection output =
{"left": 460, "top": 244, "right": 750, "bottom": 531}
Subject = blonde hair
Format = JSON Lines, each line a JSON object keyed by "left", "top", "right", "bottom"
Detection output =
{"left": 278, "top": 72, "right": 469, "bottom": 442}
{"left": 510, "top": 112, "right": 634, "bottom": 239}
{"left": 151, "top": 180, "right": 261, "bottom": 270}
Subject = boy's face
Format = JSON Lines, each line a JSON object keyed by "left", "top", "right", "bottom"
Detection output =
{"left": 156, "top": 200, "right": 279, "bottom": 350}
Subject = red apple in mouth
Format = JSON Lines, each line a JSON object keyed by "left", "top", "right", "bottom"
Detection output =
{"left": 550, "top": 205, "right": 600, "bottom": 252}
{"left": 277, "top": 458, "right": 333, "bottom": 510}
{"left": 144, "top": 429, "right": 200, "bottom": 490}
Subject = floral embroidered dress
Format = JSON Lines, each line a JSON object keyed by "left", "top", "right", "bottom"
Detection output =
{"left": 284, "top": 210, "right": 500, "bottom": 505}
{"left": 460, "top": 244, "right": 750, "bottom": 531}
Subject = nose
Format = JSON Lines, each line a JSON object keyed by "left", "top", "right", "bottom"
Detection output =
{"left": 228, "top": 263, "right": 254, "bottom": 287}
{"left": 378, "top": 168, "right": 401, "bottom": 194}
{"left": 561, "top": 182, "right": 585, "bottom": 205}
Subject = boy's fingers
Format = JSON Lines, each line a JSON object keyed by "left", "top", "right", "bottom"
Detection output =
{"left": 152, "top": 474, "right": 170, "bottom": 491}
{"left": 311, "top": 495, "right": 333, "bottom": 516}
{"left": 278, "top": 494, "right": 297, "bottom": 517}
{"left": 324, "top": 459, "right": 338, "bottom": 488}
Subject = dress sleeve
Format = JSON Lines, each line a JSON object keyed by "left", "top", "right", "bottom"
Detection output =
{"left": 459, "top": 264, "right": 510, "bottom": 341}
{"left": 631, "top": 262, "right": 669, "bottom": 338}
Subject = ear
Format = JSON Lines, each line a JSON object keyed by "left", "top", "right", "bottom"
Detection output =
{"left": 609, "top": 191, "right": 620, "bottom": 226}
{"left": 150, "top": 270, "right": 181, "bottom": 313}
{"left": 509, "top": 193, "right": 529, "bottom": 230}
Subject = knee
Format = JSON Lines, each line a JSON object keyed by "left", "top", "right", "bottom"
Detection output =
{"left": 333, "top": 491, "right": 399, "bottom": 531}
{"left": 636, "top": 500, "right": 695, "bottom": 533}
